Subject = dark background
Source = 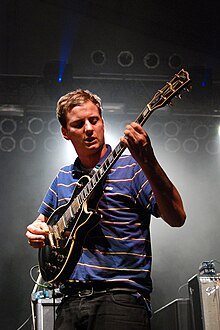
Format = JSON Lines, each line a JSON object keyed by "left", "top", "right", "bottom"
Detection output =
{"left": 0, "top": 1, "right": 220, "bottom": 328}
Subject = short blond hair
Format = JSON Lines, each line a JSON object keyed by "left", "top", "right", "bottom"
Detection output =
{"left": 56, "top": 89, "right": 103, "bottom": 128}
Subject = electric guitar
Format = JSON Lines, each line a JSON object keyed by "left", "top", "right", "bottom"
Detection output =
{"left": 38, "top": 69, "right": 191, "bottom": 284}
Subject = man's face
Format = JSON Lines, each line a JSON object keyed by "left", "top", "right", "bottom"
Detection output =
{"left": 61, "top": 100, "right": 105, "bottom": 158}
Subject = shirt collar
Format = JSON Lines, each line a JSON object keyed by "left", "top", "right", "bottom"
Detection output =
{"left": 71, "top": 144, "right": 112, "bottom": 175}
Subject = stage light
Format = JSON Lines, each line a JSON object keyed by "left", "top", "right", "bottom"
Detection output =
{"left": 143, "top": 53, "right": 160, "bottom": 69}
{"left": 43, "top": 60, "right": 73, "bottom": 84}
{"left": 183, "top": 138, "right": 199, "bottom": 153}
{"left": 148, "top": 122, "right": 164, "bottom": 138}
{"left": 193, "top": 124, "right": 209, "bottom": 140}
{"left": 117, "top": 51, "right": 134, "bottom": 67}
{"left": 205, "top": 139, "right": 220, "bottom": 155}
{"left": 91, "top": 50, "right": 106, "bottom": 66}
{"left": 48, "top": 118, "right": 60, "bottom": 135}
{"left": 0, "top": 136, "right": 16, "bottom": 152}
{"left": 27, "top": 117, "right": 44, "bottom": 135}
{"left": 20, "top": 136, "right": 36, "bottom": 153}
{"left": 164, "top": 121, "right": 180, "bottom": 137}
{"left": 164, "top": 138, "right": 181, "bottom": 153}
{"left": 44, "top": 137, "right": 59, "bottom": 152}
{"left": 0, "top": 118, "right": 17, "bottom": 135}
{"left": 168, "top": 53, "right": 182, "bottom": 70}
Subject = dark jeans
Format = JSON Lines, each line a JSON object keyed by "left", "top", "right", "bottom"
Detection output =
{"left": 55, "top": 292, "right": 151, "bottom": 330}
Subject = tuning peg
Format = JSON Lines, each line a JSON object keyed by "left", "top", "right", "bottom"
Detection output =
{"left": 169, "top": 101, "right": 174, "bottom": 106}
{"left": 175, "top": 94, "right": 182, "bottom": 99}
{"left": 184, "top": 85, "right": 192, "bottom": 93}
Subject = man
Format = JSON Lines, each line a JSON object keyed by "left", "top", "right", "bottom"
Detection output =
{"left": 26, "top": 89, "right": 186, "bottom": 330}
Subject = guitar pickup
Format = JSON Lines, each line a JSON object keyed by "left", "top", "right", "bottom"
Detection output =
{"left": 48, "top": 232, "right": 56, "bottom": 249}
{"left": 48, "top": 225, "right": 62, "bottom": 248}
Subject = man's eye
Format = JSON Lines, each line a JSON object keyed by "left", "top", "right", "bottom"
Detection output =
{"left": 74, "top": 122, "right": 84, "bottom": 128}
{"left": 90, "top": 118, "right": 98, "bottom": 125}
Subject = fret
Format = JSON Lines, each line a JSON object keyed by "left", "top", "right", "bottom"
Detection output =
{"left": 95, "top": 171, "right": 101, "bottom": 181}
{"left": 84, "top": 186, "right": 89, "bottom": 198}
{"left": 79, "top": 190, "right": 85, "bottom": 203}
{"left": 87, "top": 180, "right": 93, "bottom": 193}
{"left": 62, "top": 212, "right": 68, "bottom": 227}
{"left": 136, "top": 107, "right": 151, "bottom": 126}
{"left": 136, "top": 113, "right": 144, "bottom": 125}
{"left": 104, "top": 158, "right": 110, "bottom": 169}
{"left": 102, "top": 162, "right": 108, "bottom": 172}
{"left": 115, "top": 143, "right": 122, "bottom": 154}
{"left": 91, "top": 176, "right": 97, "bottom": 186}
{"left": 72, "top": 196, "right": 80, "bottom": 213}
{"left": 108, "top": 153, "right": 113, "bottom": 163}
{"left": 99, "top": 163, "right": 107, "bottom": 177}
{"left": 142, "top": 107, "right": 150, "bottom": 118}
{"left": 57, "top": 216, "right": 65, "bottom": 233}
{"left": 69, "top": 205, "right": 74, "bottom": 219}
{"left": 65, "top": 208, "right": 71, "bottom": 223}
{"left": 112, "top": 149, "right": 118, "bottom": 160}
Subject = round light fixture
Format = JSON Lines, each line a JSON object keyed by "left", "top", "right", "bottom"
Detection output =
{"left": 20, "top": 136, "right": 36, "bottom": 153}
{"left": 0, "top": 136, "right": 16, "bottom": 152}
{"left": 168, "top": 53, "right": 182, "bottom": 70}
{"left": 117, "top": 51, "right": 134, "bottom": 67}
{"left": 27, "top": 117, "right": 44, "bottom": 135}
{"left": 0, "top": 118, "right": 17, "bottom": 135}
{"left": 183, "top": 138, "right": 199, "bottom": 153}
{"left": 91, "top": 50, "right": 106, "bottom": 66}
{"left": 143, "top": 53, "right": 160, "bottom": 69}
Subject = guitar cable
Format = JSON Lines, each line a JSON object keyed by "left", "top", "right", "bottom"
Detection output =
{"left": 30, "top": 265, "right": 53, "bottom": 330}
{"left": 29, "top": 264, "right": 50, "bottom": 289}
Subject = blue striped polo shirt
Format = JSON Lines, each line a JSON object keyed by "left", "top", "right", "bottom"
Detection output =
{"left": 38, "top": 144, "right": 159, "bottom": 296}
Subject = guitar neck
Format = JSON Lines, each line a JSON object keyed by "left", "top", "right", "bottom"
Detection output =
{"left": 97, "top": 104, "right": 152, "bottom": 178}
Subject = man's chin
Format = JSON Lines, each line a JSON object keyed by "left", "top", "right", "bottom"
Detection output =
{"left": 83, "top": 143, "right": 101, "bottom": 153}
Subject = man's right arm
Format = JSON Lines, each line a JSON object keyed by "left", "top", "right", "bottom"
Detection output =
{"left": 26, "top": 214, "right": 49, "bottom": 248}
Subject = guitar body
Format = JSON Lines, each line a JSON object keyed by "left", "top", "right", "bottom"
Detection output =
{"left": 38, "top": 175, "right": 102, "bottom": 284}
{"left": 38, "top": 69, "right": 191, "bottom": 284}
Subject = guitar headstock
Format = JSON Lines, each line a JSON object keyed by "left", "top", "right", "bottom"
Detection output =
{"left": 148, "top": 69, "right": 191, "bottom": 112}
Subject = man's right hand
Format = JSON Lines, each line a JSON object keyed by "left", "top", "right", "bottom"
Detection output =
{"left": 26, "top": 215, "right": 49, "bottom": 248}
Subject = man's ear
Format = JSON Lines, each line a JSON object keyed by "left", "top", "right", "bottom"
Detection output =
{"left": 61, "top": 127, "right": 70, "bottom": 140}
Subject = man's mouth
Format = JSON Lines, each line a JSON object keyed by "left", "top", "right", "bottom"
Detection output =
{"left": 84, "top": 137, "right": 96, "bottom": 144}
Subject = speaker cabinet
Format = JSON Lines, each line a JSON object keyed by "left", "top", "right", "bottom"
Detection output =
{"left": 188, "top": 275, "right": 220, "bottom": 330}
{"left": 34, "top": 298, "right": 61, "bottom": 330}
{"left": 151, "top": 299, "right": 192, "bottom": 330}
{"left": 151, "top": 298, "right": 193, "bottom": 330}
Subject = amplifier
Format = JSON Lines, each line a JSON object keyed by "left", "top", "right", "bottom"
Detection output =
{"left": 34, "top": 298, "right": 61, "bottom": 330}
{"left": 151, "top": 298, "right": 193, "bottom": 330}
{"left": 188, "top": 275, "right": 220, "bottom": 330}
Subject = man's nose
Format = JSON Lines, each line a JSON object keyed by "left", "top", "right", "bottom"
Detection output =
{"left": 85, "top": 120, "right": 93, "bottom": 133}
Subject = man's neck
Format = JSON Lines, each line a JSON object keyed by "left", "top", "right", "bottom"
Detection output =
{"left": 79, "top": 144, "right": 108, "bottom": 169}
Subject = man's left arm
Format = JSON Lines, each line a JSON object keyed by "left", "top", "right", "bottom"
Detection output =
{"left": 121, "top": 122, "right": 186, "bottom": 227}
